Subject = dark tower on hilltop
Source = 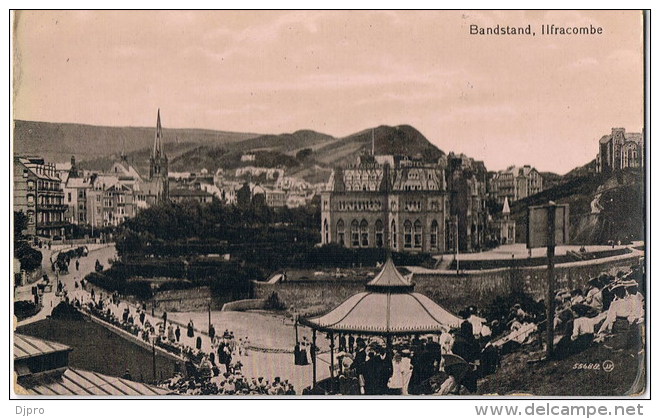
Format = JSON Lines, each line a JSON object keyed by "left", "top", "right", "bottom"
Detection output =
{"left": 149, "top": 109, "right": 169, "bottom": 201}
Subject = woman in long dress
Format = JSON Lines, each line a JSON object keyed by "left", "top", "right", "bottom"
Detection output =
{"left": 300, "top": 337, "right": 309, "bottom": 365}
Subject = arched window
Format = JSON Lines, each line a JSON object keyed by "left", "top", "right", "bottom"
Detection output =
{"left": 391, "top": 220, "right": 397, "bottom": 249}
{"left": 323, "top": 219, "right": 329, "bottom": 244}
{"left": 351, "top": 220, "right": 359, "bottom": 247}
{"left": 404, "top": 220, "right": 412, "bottom": 249}
{"left": 360, "top": 219, "right": 369, "bottom": 247}
{"left": 337, "top": 219, "right": 345, "bottom": 246}
{"left": 375, "top": 219, "right": 384, "bottom": 248}
{"left": 414, "top": 220, "right": 423, "bottom": 249}
{"left": 430, "top": 220, "right": 439, "bottom": 250}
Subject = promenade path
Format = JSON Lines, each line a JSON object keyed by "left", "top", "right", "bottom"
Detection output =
{"left": 15, "top": 243, "right": 329, "bottom": 392}
{"left": 15, "top": 244, "right": 116, "bottom": 327}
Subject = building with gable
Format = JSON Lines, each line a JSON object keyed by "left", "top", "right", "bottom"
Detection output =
{"left": 321, "top": 154, "right": 448, "bottom": 253}
{"left": 595, "top": 127, "right": 644, "bottom": 173}
{"left": 14, "top": 156, "right": 69, "bottom": 238}
{"left": 490, "top": 165, "right": 544, "bottom": 205}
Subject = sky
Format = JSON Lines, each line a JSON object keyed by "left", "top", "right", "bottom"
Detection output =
{"left": 12, "top": 10, "right": 644, "bottom": 173}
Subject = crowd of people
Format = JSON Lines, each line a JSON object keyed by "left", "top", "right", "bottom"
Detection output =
{"left": 67, "top": 286, "right": 292, "bottom": 395}
{"left": 552, "top": 264, "right": 645, "bottom": 357}
{"left": 60, "top": 242, "right": 644, "bottom": 397}
{"left": 318, "top": 263, "right": 645, "bottom": 396}
{"left": 327, "top": 325, "right": 486, "bottom": 395}
{"left": 161, "top": 371, "right": 296, "bottom": 395}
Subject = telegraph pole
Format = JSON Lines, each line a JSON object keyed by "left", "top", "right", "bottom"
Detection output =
{"left": 455, "top": 217, "right": 460, "bottom": 274}
{"left": 545, "top": 203, "right": 556, "bottom": 358}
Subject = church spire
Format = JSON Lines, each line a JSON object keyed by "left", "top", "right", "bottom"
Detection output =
{"left": 153, "top": 108, "right": 164, "bottom": 159}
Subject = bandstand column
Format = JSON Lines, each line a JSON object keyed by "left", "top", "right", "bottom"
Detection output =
{"left": 329, "top": 332, "right": 335, "bottom": 394}
{"left": 312, "top": 329, "right": 317, "bottom": 388}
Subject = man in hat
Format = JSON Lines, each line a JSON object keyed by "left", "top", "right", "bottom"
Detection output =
{"left": 408, "top": 338, "right": 435, "bottom": 395}
{"left": 585, "top": 277, "right": 604, "bottom": 312}
{"left": 624, "top": 280, "right": 645, "bottom": 323}
{"left": 426, "top": 335, "right": 442, "bottom": 371}
{"left": 351, "top": 338, "right": 367, "bottom": 393}
{"left": 209, "top": 324, "right": 216, "bottom": 341}
{"left": 450, "top": 321, "right": 480, "bottom": 393}
{"left": 362, "top": 344, "right": 380, "bottom": 395}
{"left": 597, "top": 282, "right": 633, "bottom": 336}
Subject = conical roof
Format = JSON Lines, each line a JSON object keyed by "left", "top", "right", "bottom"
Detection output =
{"left": 300, "top": 259, "right": 462, "bottom": 335}
{"left": 365, "top": 257, "right": 413, "bottom": 291}
{"left": 502, "top": 196, "right": 511, "bottom": 214}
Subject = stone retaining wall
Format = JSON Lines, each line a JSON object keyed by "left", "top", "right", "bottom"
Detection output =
{"left": 253, "top": 253, "right": 643, "bottom": 313}
{"left": 221, "top": 298, "right": 267, "bottom": 312}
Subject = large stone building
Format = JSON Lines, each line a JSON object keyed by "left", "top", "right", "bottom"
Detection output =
{"left": 321, "top": 155, "right": 448, "bottom": 254}
{"left": 86, "top": 174, "right": 138, "bottom": 228}
{"left": 490, "top": 165, "right": 543, "bottom": 205}
{"left": 445, "top": 153, "right": 489, "bottom": 252}
{"left": 595, "top": 127, "right": 644, "bottom": 173}
{"left": 14, "top": 156, "right": 69, "bottom": 238}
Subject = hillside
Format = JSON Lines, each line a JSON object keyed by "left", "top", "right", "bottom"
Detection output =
{"left": 14, "top": 121, "right": 444, "bottom": 185}
{"left": 563, "top": 158, "right": 597, "bottom": 178}
{"left": 13, "top": 120, "right": 260, "bottom": 164}
{"left": 162, "top": 125, "right": 444, "bottom": 182}
{"left": 509, "top": 169, "right": 644, "bottom": 245}
{"left": 478, "top": 341, "right": 644, "bottom": 396}
{"left": 539, "top": 171, "right": 562, "bottom": 190}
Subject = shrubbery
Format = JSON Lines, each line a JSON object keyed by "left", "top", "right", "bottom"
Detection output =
{"left": 85, "top": 272, "right": 154, "bottom": 300}
{"left": 264, "top": 292, "right": 286, "bottom": 310}
{"left": 14, "top": 241, "right": 43, "bottom": 271}
{"left": 14, "top": 211, "right": 43, "bottom": 272}
{"left": 14, "top": 300, "right": 41, "bottom": 320}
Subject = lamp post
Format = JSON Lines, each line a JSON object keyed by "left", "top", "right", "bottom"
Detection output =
{"left": 455, "top": 216, "right": 460, "bottom": 274}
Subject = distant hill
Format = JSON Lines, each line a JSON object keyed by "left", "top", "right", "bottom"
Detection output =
{"left": 164, "top": 125, "right": 445, "bottom": 182}
{"left": 13, "top": 120, "right": 260, "bottom": 164}
{"left": 13, "top": 121, "right": 444, "bottom": 179}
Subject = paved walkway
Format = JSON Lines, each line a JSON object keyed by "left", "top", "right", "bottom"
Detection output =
{"left": 435, "top": 242, "right": 638, "bottom": 261}
{"left": 80, "top": 297, "right": 329, "bottom": 392}
{"left": 412, "top": 242, "right": 644, "bottom": 274}
{"left": 15, "top": 244, "right": 117, "bottom": 327}
{"left": 14, "top": 244, "right": 327, "bottom": 392}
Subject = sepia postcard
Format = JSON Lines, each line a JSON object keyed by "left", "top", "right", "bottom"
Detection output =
{"left": 10, "top": 10, "right": 648, "bottom": 400}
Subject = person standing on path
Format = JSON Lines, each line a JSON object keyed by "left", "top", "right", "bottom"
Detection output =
{"left": 209, "top": 324, "right": 216, "bottom": 341}
{"left": 243, "top": 336, "right": 250, "bottom": 357}
{"left": 187, "top": 320, "right": 195, "bottom": 338}
{"left": 175, "top": 325, "right": 181, "bottom": 342}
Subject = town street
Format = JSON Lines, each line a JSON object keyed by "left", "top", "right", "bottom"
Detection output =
{"left": 15, "top": 244, "right": 117, "bottom": 327}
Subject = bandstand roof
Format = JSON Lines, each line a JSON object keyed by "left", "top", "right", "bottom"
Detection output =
{"left": 300, "top": 259, "right": 461, "bottom": 335}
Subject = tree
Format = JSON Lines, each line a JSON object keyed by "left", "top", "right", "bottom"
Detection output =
{"left": 296, "top": 148, "right": 313, "bottom": 161}
{"left": 14, "top": 211, "right": 27, "bottom": 241}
